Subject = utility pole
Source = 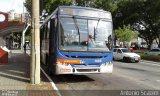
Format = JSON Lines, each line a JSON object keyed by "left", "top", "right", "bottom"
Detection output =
{"left": 31, "top": 0, "right": 40, "bottom": 84}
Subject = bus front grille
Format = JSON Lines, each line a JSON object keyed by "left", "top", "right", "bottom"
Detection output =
{"left": 70, "top": 56, "right": 104, "bottom": 58}
{"left": 75, "top": 68, "right": 99, "bottom": 72}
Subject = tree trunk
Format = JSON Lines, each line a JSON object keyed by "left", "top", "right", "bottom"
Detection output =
{"left": 145, "top": 39, "right": 152, "bottom": 49}
{"left": 158, "top": 37, "right": 160, "bottom": 48}
{"left": 149, "top": 40, "right": 153, "bottom": 49}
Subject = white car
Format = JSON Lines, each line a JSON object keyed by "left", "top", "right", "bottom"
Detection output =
{"left": 112, "top": 48, "right": 141, "bottom": 62}
{"left": 144, "top": 48, "right": 160, "bottom": 55}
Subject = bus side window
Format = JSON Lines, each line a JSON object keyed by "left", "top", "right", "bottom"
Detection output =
{"left": 41, "top": 24, "right": 48, "bottom": 50}
{"left": 50, "top": 18, "right": 56, "bottom": 51}
{"left": 40, "top": 26, "right": 45, "bottom": 49}
{"left": 47, "top": 21, "right": 50, "bottom": 39}
{"left": 40, "top": 27, "right": 44, "bottom": 40}
{"left": 44, "top": 24, "right": 48, "bottom": 39}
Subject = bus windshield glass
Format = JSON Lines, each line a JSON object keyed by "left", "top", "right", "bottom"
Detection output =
{"left": 59, "top": 17, "right": 112, "bottom": 52}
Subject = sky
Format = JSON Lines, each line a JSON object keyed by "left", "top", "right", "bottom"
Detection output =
{"left": 0, "top": 0, "right": 26, "bottom": 13}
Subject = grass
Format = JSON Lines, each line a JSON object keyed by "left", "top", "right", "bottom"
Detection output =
{"left": 137, "top": 52, "right": 160, "bottom": 62}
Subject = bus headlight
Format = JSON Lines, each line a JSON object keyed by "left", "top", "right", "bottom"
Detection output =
{"left": 100, "top": 62, "right": 113, "bottom": 73}
{"left": 56, "top": 62, "right": 73, "bottom": 74}
{"left": 56, "top": 59, "right": 82, "bottom": 74}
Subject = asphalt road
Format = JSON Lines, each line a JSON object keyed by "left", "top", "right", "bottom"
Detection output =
{"left": 50, "top": 60, "right": 160, "bottom": 96}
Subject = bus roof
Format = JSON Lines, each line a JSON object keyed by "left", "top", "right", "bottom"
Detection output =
{"left": 58, "top": 6, "right": 111, "bottom": 19}
{"left": 41, "top": 6, "right": 111, "bottom": 28}
{"left": 58, "top": 6, "right": 110, "bottom": 13}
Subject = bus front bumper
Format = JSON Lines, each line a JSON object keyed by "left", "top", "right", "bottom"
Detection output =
{"left": 55, "top": 62, "right": 113, "bottom": 74}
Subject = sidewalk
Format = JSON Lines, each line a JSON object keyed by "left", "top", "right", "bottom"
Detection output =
{"left": 0, "top": 50, "right": 56, "bottom": 96}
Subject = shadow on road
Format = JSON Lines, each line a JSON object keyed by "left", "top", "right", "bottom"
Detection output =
{"left": 118, "top": 66, "right": 146, "bottom": 72}
{"left": 0, "top": 53, "right": 30, "bottom": 84}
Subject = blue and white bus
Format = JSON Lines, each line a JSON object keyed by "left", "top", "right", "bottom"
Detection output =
{"left": 40, "top": 6, "right": 113, "bottom": 74}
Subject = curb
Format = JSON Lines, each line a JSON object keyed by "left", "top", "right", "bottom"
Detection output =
{"left": 41, "top": 68, "right": 62, "bottom": 96}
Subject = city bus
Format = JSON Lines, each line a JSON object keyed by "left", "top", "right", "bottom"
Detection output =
{"left": 40, "top": 6, "right": 113, "bottom": 74}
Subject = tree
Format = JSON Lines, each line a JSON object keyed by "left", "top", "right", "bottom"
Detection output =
{"left": 24, "top": 0, "right": 31, "bottom": 15}
{"left": 24, "top": 0, "right": 72, "bottom": 15}
{"left": 12, "top": 32, "right": 22, "bottom": 48}
{"left": 114, "top": 0, "right": 160, "bottom": 49}
{"left": 45, "top": 0, "right": 72, "bottom": 14}
{"left": 25, "top": 26, "right": 32, "bottom": 42}
{"left": 94, "top": 0, "right": 118, "bottom": 13}
{"left": 115, "top": 25, "right": 138, "bottom": 47}
{"left": 25, "top": 0, "right": 117, "bottom": 15}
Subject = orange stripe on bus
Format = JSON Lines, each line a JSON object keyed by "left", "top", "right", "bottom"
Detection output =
{"left": 57, "top": 59, "right": 81, "bottom": 64}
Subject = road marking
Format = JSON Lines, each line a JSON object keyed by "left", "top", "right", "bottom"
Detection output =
{"left": 41, "top": 67, "right": 62, "bottom": 96}
{"left": 141, "top": 60, "right": 159, "bottom": 64}
{"left": 0, "top": 72, "right": 30, "bottom": 80}
{"left": 113, "top": 60, "right": 160, "bottom": 67}
{"left": 156, "top": 80, "right": 160, "bottom": 82}
{"left": 140, "top": 61, "right": 160, "bottom": 67}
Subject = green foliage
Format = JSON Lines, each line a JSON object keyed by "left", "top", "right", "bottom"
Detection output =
{"left": 114, "top": 0, "right": 160, "bottom": 48}
{"left": 94, "top": 0, "right": 118, "bottom": 12}
{"left": 12, "top": 32, "right": 22, "bottom": 45}
{"left": 137, "top": 52, "right": 160, "bottom": 62}
{"left": 25, "top": 35, "right": 31, "bottom": 41}
{"left": 44, "top": 0, "right": 72, "bottom": 14}
{"left": 25, "top": 26, "right": 31, "bottom": 41}
{"left": 74, "top": 0, "right": 95, "bottom": 7}
{"left": 24, "top": 0, "right": 31, "bottom": 14}
{"left": 115, "top": 25, "right": 138, "bottom": 42}
{"left": 24, "top": 0, "right": 72, "bottom": 15}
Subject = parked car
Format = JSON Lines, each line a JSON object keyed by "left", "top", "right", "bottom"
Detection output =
{"left": 144, "top": 48, "right": 160, "bottom": 55}
{"left": 112, "top": 48, "right": 141, "bottom": 63}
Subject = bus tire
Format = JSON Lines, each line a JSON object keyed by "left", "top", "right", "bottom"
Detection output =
{"left": 45, "top": 54, "right": 48, "bottom": 66}
{"left": 45, "top": 54, "right": 52, "bottom": 75}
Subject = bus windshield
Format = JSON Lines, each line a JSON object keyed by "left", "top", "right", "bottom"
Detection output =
{"left": 59, "top": 17, "right": 112, "bottom": 52}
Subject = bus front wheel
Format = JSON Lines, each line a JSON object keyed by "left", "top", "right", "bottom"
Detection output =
{"left": 45, "top": 54, "right": 52, "bottom": 75}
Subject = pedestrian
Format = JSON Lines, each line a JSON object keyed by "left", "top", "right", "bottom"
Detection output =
{"left": 88, "top": 35, "right": 95, "bottom": 47}
{"left": 23, "top": 43, "right": 26, "bottom": 53}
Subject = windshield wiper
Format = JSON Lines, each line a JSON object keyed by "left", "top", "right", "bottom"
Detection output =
{"left": 73, "top": 16, "right": 80, "bottom": 44}
{"left": 94, "top": 19, "right": 100, "bottom": 40}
